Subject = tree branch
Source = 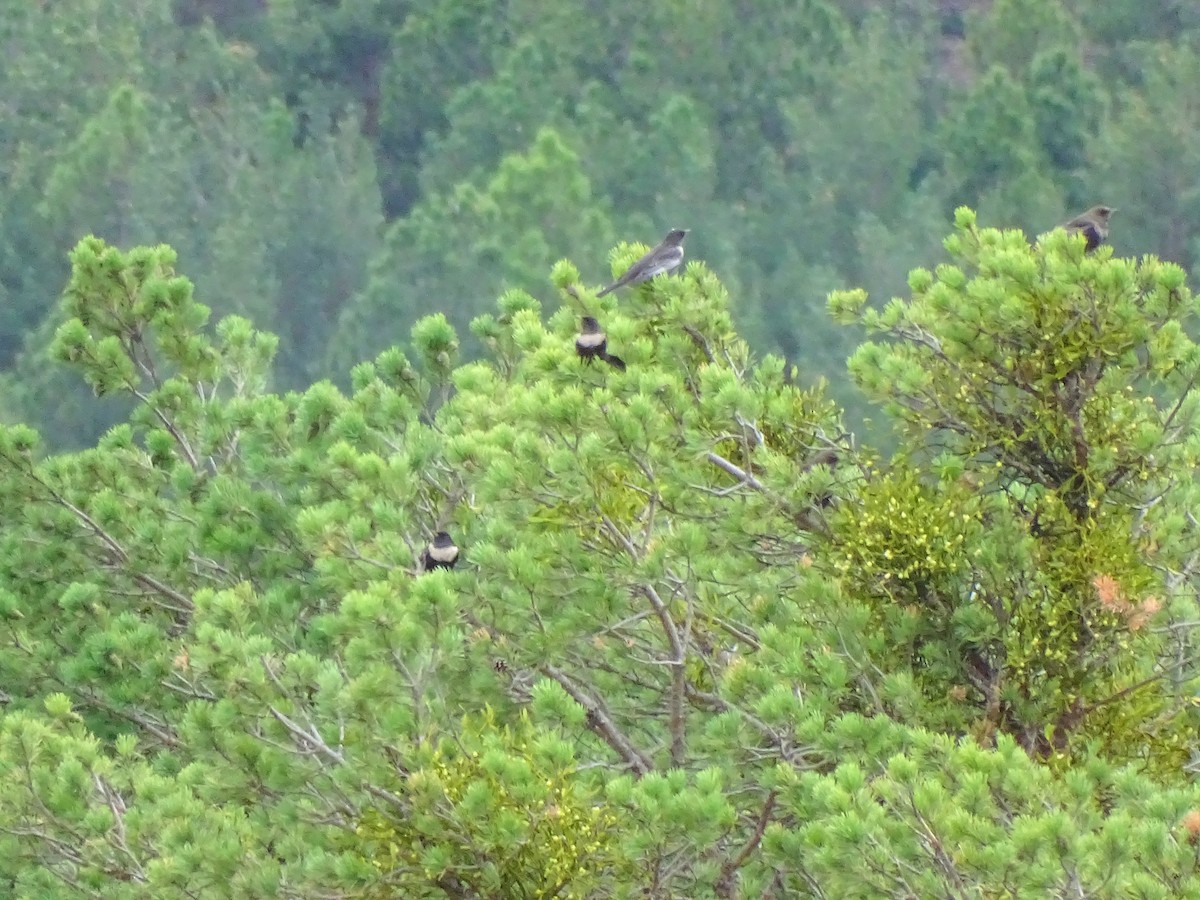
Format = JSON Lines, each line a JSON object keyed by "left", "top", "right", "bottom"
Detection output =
{"left": 706, "top": 451, "right": 766, "bottom": 492}
{"left": 266, "top": 706, "right": 346, "bottom": 765}
{"left": 716, "top": 790, "right": 778, "bottom": 899}
{"left": 43, "top": 486, "right": 195, "bottom": 612}
{"left": 540, "top": 664, "right": 652, "bottom": 776}
{"left": 685, "top": 684, "right": 816, "bottom": 768}
{"left": 640, "top": 584, "right": 687, "bottom": 767}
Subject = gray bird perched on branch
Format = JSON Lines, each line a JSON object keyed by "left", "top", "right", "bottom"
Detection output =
{"left": 1062, "top": 205, "right": 1115, "bottom": 252}
{"left": 422, "top": 531, "right": 460, "bottom": 571}
{"left": 575, "top": 316, "right": 626, "bottom": 370}
{"left": 596, "top": 228, "right": 688, "bottom": 296}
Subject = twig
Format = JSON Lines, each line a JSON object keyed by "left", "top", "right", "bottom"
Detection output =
{"left": 685, "top": 684, "right": 814, "bottom": 768}
{"left": 267, "top": 706, "right": 346, "bottom": 765}
{"left": 682, "top": 325, "right": 716, "bottom": 363}
{"left": 716, "top": 791, "right": 778, "bottom": 898}
{"left": 129, "top": 386, "right": 201, "bottom": 472}
{"left": 92, "top": 772, "right": 148, "bottom": 884}
{"left": 641, "top": 584, "right": 687, "bottom": 767}
{"left": 706, "top": 452, "right": 766, "bottom": 492}
{"left": 601, "top": 513, "right": 639, "bottom": 560}
{"left": 47, "top": 490, "right": 195, "bottom": 612}
{"left": 540, "top": 664, "right": 652, "bottom": 776}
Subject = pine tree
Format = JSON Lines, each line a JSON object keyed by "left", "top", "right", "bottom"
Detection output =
{"left": 4, "top": 191, "right": 1200, "bottom": 899}
{"left": 828, "top": 207, "right": 1200, "bottom": 764}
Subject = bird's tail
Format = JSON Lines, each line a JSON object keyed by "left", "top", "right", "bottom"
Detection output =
{"left": 603, "top": 353, "right": 626, "bottom": 371}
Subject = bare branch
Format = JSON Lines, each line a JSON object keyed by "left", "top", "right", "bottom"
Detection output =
{"left": 92, "top": 772, "right": 148, "bottom": 884}
{"left": 641, "top": 584, "right": 687, "bottom": 767}
{"left": 267, "top": 706, "right": 346, "bottom": 765}
{"left": 706, "top": 452, "right": 767, "bottom": 492}
{"left": 685, "top": 684, "right": 817, "bottom": 768}
{"left": 540, "top": 664, "right": 653, "bottom": 776}
{"left": 44, "top": 489, "right": 195, "bottom": 613}
{"left": 129, "top": 386, "right": 201, "bottom": 472}
{"left": 716, "top": 791, "right": 778, "bottom": 899}
{"left": 129, "top": 571, "right": 194, "bottom": 613}
{"left": 601, "top": 513, "right": 639, "bottom": 560}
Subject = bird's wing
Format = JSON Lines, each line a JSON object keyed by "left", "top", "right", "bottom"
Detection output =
{"left": 630, "top": 246, "right": 684, "bottom": 283}
{"left": 617, "top": 250, "right": 660, "bottom": 284}
{"left": 1066, "top": 219, "right": 1102, "bottom": 247}
{"left": 599, "top": 243, "right": 684, "bottom": 294}
{"left": 598, "top": 252, "right": 653, "bottom": 294}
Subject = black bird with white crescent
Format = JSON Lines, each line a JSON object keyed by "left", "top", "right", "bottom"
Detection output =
{"left": 422, "top": 531, "right": 460, "bottom": 571}
{"left": 575, "top": 316, "right": 626, "bottom": 370}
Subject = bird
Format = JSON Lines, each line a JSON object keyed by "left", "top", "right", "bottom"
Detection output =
{"left": 802, "top": 448, "right": 840, "bottom": 471}
{"left": 1062, "top": 205, "right": 1115, "bottom": 253}
{"left": 575, "top": 316, "right": 626, "bottom": 370}
{"left": 422, "top": 531, "right": 460, "bottom": 571}
{"left": 596, "top": 228, "right": 688, "bottom": 297}
{"left": 803, "top": 448, "right": 840, "bottom": 509}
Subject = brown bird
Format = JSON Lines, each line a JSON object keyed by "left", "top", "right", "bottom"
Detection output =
{"left": 422, "top": 531, "right": 460, "bottom": 571}
{"left": 1062, "top": 205, "right": 1115, "bottom": 252}
{"left": 802, "top": 448, "right": 840, "bottom": 471}
{"left": 803, "top": 448, "right": 840, "bottom": 510}
{"left": 575, "top": 316, "right": 626, "bottom": 370}
{"left": 596, "top": 228, "right": 688, "bottom": 297}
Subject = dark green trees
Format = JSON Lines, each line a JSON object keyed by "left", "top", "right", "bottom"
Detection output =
{"left": 8, "top": 0, "right": 1200, "bottom": 457}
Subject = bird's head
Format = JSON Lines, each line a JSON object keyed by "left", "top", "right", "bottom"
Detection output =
{"left": 431, "top": 531, "right": 454, "bottom": 548}
{"left": 666, "top": 228, "right": 689, "bottom": 244}
{"left": 580, "top": 315, "right": 601, "bottom": 332}
{"left": 1092, "top": 205, "right": 1116, "bottom": 223}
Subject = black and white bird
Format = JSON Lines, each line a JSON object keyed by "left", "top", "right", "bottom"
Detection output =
{"left": 575, "top": 316, "right": 626, "bottom": 370}
{"left": 596, "top": 228, "right": 688, "bottom": 297}
{"left": 422, "top": 531, "right": 460, "bottom": 571}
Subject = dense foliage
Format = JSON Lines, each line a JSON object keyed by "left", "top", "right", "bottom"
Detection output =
{"left": 4, "top": 0, "right": 1200, "bottom": 444}
{"left": 3, "top": 214, "right": 1200, "bottom": 896}
{"left": 6, "top": 1, "right": 1200, "bottom": 895}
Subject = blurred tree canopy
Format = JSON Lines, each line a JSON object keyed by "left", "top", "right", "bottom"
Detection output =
{"left": 2, "top": 0, "right": 1200, "bottom": 446}
{"left": 7, "top": 1, "right": 1200, "bottom": 893}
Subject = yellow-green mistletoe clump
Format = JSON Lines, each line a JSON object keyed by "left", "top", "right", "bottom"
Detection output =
{"left": 353, "top": 711, "right": 624, "bottom": 898}
{"left": 832, "top": 464, "right": 982, "bottom": 603}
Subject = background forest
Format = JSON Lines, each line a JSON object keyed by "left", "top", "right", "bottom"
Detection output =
{"left": 7, "top": 0, "right": 1200, "bottom": 898}
{"left": 4, "top": 0, "right": 1200, "bottom": 445}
